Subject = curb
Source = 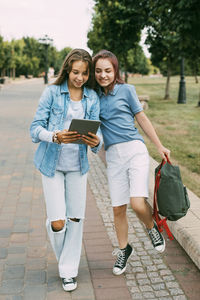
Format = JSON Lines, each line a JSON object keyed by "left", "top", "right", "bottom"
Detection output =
{"left": 148, "top": 157, "right": 200, "bottom": 270}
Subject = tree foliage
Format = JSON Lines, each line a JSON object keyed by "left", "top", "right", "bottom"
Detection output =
{"left": 0, "top": 35, "right": 72, "bottom": 78}
{"left": 143, "top": 0, "right": 200, "bottom": 98}
{"left": 87, "top": 0, "right": 149, "bottom": 80}
{"left": 126, "top": 45, "right": 149, "bottom": 75}
{"left": 88, "top": 0, "right": 200, "bottom": 93}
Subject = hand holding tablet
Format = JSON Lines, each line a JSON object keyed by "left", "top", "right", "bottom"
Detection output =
{"left": 68, "top": 119, "right": 101, "bottom": 144}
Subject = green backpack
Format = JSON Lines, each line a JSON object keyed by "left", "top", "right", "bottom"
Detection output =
{"left": 153, "top": 158, "right": 190, "bottom": 240}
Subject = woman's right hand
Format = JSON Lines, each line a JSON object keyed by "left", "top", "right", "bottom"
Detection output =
{"left": 57, "top": 130, "right": 81, "bottom": 144}
{"left": 157, "top": 145, "right": 171, "bottom": 161}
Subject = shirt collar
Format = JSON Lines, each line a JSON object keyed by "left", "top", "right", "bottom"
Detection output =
{"left": 110, "top": 84, "right": 121, "bottom": 95}
{"left": 60, "top": 80, "right": 89, "bottom": 98}
{"left": 99, "top": 84, "right": 121, "bottom": 96}
{"left": 60, "top": 80, "right": 69, "bottom": 94}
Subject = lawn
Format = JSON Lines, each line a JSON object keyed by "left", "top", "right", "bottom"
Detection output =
{"left": 128, "top": 76, "right": 200, "bottom": 197}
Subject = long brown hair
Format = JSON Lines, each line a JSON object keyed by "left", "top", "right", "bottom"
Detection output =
{"left": 54, "top": 48, "right": 93, "bottom": 88}
{"left": 92, "top": 49, "right": 124, "bottom": 92}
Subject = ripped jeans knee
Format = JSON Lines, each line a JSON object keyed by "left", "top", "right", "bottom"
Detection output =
{"left": 68, "top": 218, "right": 80, "bottom": 223}
{"left": 51, "top": 219, "right": 65, "bottom": 232}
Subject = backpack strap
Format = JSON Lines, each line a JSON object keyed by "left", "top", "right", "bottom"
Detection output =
{"left": 153, "top": 160, "right": 174, "bottom": 241}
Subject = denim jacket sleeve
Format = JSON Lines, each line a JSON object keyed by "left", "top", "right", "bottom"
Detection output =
{"left": 89, "top": 92, "right": 103, "bottom": 154}
{"left": 30, "top": 86, "right": 53, "bottom": 143}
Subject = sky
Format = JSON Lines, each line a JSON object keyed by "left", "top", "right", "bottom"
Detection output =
{"left": 0, "top": 0, "right": 150, "bottom": 56}
{"left": 0, "top": 0, "right": 95, "bottom": 52}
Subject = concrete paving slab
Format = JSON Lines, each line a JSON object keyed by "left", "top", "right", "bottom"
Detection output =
{"left": 0, "top": 78, "right": 200, "bottom": 299}
{"left": 93, "top": 148, "right": 200, "bottom": 299}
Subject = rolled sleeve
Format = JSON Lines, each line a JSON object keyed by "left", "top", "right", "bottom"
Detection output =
{"left": 30, "top": 87, "right": 53, "bottom": 143}
{"left": 89, "top": 92, "right": 103, "bottom": 153}
{"left": 91, "top": 128, "right": 103, "bottom": 153}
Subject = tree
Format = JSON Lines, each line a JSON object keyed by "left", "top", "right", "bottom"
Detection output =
{"left": 0, "top": 36, "right": 5, "bottom": 77}
{"left": 23, "top": 37, "right": 43, "bottom": 76}
{"left": 126, "top": 45, "right": 150, "bottom": 75}
{"left": 142, "top": 0, "right": 181, "bottom": 99}
{"left": 0, "top": 35, "right": 73, "bottom": 79}
{"left": 1, "top": 41, "right": 16, "bottom": 77}
{"left": 145, "top": 30, "right": 179, "bottom": 99}
{"left": 88, "top": 0, "right": 148, "bottom": 81}
{"left": 144, "top": 0, "right": 200, "bottom": 100}
{"left": 55, "top": 47, "right": 72, "bottom": 73}
{"left": 173, "top": 0, "right": 200, "bottom": 100}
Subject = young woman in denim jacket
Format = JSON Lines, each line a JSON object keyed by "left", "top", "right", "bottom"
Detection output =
{"left": 93, "top": 50, "right": 170, "bottom": 276}
{"left": 30, "top": 49, "right": 102, "bottom": 292}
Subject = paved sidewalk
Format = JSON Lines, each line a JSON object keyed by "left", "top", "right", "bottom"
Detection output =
{"left": 88, "top": 150, "right": 200, "bottom": 300}
{"left": 0, "top": 78, "right": 200, "bottom": 299}
{"left": 0, "top": 79, "right": 97, "bottom": 300}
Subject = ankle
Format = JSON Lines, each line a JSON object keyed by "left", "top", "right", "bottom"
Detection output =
{"left": 146, "top": 221, "right": 154, "bottom": 230}
{"left": 119, "top": 242, "right": 128, "bottom": 250}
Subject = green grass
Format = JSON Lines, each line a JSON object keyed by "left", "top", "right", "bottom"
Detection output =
{"left": 128, "top": 76, "right": 200, "bottom": 197}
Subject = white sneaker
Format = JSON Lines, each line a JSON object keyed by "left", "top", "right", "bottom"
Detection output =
{"left": 62, "top": 277, "right": 77, "bottom": 291}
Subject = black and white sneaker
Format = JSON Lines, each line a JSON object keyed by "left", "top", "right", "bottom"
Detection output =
{"left": 148, "top": 222, "right": 165, "bottom": 253}
{"left": 62, "top": 277, "right": 77, "bottom": 291}
{"left": 112, "top": 243, "right": 133, "bottom": 275}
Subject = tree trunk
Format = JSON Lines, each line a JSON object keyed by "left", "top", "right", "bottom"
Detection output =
{"left": 193, "top": 65, "right": 198, "bottom": 83}
{"left": 123, "top": 54, "right": 129, "bottom": 83}
{"left": 197, "top": 89, "right": 200, "bottom": 107}
{"left": 124, "top": 71, "right": 128, "bottom": 83}
{"left": 164, "top": 65, "right": 171, "bottom": 100}
{"left": 13, "top": 68, "right": 16, "bottom": 79}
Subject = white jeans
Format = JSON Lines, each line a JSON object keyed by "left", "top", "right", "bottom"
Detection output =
{"left": 42, "top": 170, "right": 87, "bottom": 278}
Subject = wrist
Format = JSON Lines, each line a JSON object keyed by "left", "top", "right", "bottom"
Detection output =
{"left": 52, "top": 130, "right": 61, "bottom": 144}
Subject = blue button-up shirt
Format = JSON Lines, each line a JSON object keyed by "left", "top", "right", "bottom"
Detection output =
{"left": 30, "top": 81, "right": 102, "bottom": 177}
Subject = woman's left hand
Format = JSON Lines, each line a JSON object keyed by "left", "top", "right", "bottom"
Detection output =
{"left": 81, "top": 132, "right": 100, "bottom": 147}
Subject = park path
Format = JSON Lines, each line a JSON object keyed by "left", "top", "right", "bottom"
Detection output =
{"left": 0, "top": 78, "right": 199, "bottom": 299}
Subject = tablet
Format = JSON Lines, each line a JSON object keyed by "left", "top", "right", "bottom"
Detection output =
{"left": 68, "top": 119, "right": 101, "bottom": 144}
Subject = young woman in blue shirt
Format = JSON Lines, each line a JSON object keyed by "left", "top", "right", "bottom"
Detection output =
{"left": 30, "top": 49, "right": 102, "bottom": 291}
{"left": 93, "top": 50, "right": 170, "bottom": 276}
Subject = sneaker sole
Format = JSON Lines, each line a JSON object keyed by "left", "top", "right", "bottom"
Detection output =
{"left": 155, "top": 237, "right": 166, "bottom": 253}
{"left": 113, "top": 248, "right": 134, "bottom": 276}
{"left": 62, "top": 282, "right": 77, "bottom": 292}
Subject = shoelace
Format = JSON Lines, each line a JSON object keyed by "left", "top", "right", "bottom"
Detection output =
{"left": 149, "top": 227, "right": 162, "bottom": 245}
{"left": 112, "top": 248, "right": 126, "bottom": 268}
{"left": 63, "top": 278, "right": 74, "bottom": 284}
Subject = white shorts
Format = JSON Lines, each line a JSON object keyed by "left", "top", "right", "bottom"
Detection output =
{"left": 106, "top": 140, "right": 149, "bottom": 207}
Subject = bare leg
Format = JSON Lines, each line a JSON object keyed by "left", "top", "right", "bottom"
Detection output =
{"left": 113, "top": 204, "right": 128, "bottom": 249}
{"left": 130, "top": 197, "right": 154, "bottom": 229}
{"left": 130, "top": 197, "right": 165, "bottom": 252}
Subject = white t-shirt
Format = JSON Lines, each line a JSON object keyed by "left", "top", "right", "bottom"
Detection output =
{"left": 39, "top": 99, "right": 84, "bottom": 172}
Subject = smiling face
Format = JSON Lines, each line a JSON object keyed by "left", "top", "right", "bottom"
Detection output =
{"left": 68, "top": 60, "right": 89, "bottom": 89}
{"left": 95, "top": 58, "right": 115, "bottom": 93}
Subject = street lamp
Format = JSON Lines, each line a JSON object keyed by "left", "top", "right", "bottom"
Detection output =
{"left": 177, "top": 57, "right": 186, "bottom": 104}
{"left": 39, "top": 34, "right": 53, "bottom": 84}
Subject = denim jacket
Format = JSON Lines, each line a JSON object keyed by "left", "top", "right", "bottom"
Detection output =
{"left": 30, "top": 81, "right": 103, "bottom": 177}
